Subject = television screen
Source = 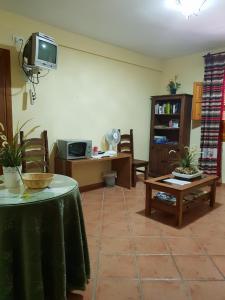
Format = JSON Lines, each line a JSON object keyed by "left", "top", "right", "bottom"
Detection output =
{"left": 22, "top": 32, "right": 57, "bottom": 70}
{"left": 38, "top": 39, "right": 57, "bottom": 64}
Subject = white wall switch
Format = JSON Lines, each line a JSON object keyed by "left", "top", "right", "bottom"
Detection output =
{"left": 12, "top": 35, "right": 25, "bottom": 48}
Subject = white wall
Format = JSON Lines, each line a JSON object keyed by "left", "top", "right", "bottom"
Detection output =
{"left": 0, "top": 9, "right": 163, "bottom": 169}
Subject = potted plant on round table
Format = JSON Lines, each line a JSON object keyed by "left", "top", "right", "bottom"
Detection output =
{"left": 0, "top": 121, "right": 39, "bottom": 188}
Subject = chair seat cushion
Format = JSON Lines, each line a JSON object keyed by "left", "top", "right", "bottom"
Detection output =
{"left": 133, "top": 159, "right": 148, "bottom": 167}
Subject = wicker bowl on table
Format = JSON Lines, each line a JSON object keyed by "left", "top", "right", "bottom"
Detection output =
{"left": 22, "top": 173, "right": 54, "bottom": 189}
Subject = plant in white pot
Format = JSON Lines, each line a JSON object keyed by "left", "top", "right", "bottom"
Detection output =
{"left": 0, "top": 121, "right": 39, "bottom": 188}
{"left": 169, "top": 146, "right": 202, "bottom": 178}
{"left": 167, "top": 75, "right": 181, "bottom": 95}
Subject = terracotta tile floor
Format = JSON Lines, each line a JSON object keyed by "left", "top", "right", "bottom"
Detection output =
{"left": 70, "top": 180, "right": 225, "bottom": 300}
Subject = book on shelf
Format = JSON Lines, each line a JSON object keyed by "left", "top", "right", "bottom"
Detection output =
{"left": 172, "top": 103, "right": 180, "bottom": 114}
{"left": 155, "top": 192, "right": 176, "bottom": 203}
{"left": 155, "top": 103, "right": 159, "bottom": 114}
{"left": 159, "top": 105, "right": 163, "bottom": 114}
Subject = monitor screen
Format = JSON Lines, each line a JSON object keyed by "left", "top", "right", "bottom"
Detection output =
{"left": 68, "top": 142, "right": 87, "bottom": 157}
{"left": 38, "top": 39, "right": 57, "bottom": 64}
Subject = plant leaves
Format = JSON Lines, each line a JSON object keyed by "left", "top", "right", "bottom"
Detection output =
{"left": 0, "top": 119, "right": 39, "bottom": 167}
{"left": 23, "top": 126, "right": 40, "bottom": 139}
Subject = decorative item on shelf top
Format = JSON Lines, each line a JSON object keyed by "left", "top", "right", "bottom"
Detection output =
{"left": 169, "top": 146, "right": 202, "bottom": 178}
{"left": 0, "top": 120, "right": 39, "bottom": 188}
{"left": 167, "top": 75, "right": 181, "bottom": 95}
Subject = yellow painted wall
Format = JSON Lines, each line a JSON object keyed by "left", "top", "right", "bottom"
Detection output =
{"left": 160, "top": 50, "right": 225, "bottom": 182}
{"left": 0, "top": 9, "right": 163, "bottom": 170}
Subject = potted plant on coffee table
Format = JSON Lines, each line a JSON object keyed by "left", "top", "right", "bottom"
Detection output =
{"left": 0, "top": 120, "right": 39, "bottom": 188}
{"left": 169, "top": 146, "right": 202, "bottom": 179}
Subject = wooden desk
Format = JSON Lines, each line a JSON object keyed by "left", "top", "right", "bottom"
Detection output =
{"left": 55, "top": 153, "right": 131, "bottom": 191}
{"left": 145, "top": 174, "right": 218, "bottom": 227}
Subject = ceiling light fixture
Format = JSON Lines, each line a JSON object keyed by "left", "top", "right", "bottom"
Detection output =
{"left": 176, "top": 0, "right": 207, "bottom": 18}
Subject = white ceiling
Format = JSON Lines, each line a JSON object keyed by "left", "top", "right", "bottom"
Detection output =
{"left": 0, "top": 0, "right": 224, "bottom": 58}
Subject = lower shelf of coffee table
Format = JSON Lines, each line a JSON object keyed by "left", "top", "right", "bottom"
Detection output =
{"left": 151, "top": 191, "right": 211, "bottom": 215}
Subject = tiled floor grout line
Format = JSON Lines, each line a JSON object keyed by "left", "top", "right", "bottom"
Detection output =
{"left": 124, "top": 188, "right": 144, "bottom": 300}
{"left": 129, "top": 188, "right": 194, "bottom": 299}
{"left": 91, "top": 186, "right": 131, "bottom": 299}
{"left": 162, "top": 235, "right": 193, "bottom": 300}
{"left": 193, "top": 235, "right": 225, "bottom": 281}
{"left": 139, "top": 278, "right": 225, "bottom": 282}
{"left": 207, "top": 254, "right": 225, "bottom": 280}
{"left": 171, "top": 252, "right": 192, "bottom": 300}
{"left": 91, "top": 189, "right": 104, "bottom": 300}
{"left": 162, "top": 234, "right": 225, "bottom": 299}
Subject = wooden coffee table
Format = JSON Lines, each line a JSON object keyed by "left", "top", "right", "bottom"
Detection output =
{"left": 145, "top": 174, "right": 218, "bottom": 227}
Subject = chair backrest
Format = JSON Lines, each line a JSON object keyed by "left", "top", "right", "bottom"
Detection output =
{"left": 117, "top": 129, "right": 134, "bottom": 159}
{"left": 20, "top": 130, "right": 49, "bottom": 173}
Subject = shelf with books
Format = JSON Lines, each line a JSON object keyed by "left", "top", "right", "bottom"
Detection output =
{"left": 153, "top": 132, "right": 179, "bottom": 144}
{"left": 154, "top": 101, "right": 181, "bottom": 115}
{"left": 154, "top": 113, "right": 180, "bottom": 117}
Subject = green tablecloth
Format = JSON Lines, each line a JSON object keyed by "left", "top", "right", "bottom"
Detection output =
{"left": 0, "top": 174, "right": 90, "bottom": 300}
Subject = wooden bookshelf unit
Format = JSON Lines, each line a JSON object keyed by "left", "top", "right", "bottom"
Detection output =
{"left": 149, "top": 94, "right": 192, "bottom": 177}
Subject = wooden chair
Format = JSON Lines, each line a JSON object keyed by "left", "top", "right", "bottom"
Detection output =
{"left": 118, "top": 129, "right": 148, "bottom": 187}
{"left": 20, "top": 130, "right": 49, "bottom": 173}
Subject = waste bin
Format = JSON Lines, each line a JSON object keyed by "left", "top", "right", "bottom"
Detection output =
{"left": 103, "top": 171, "right": 117, "bottom": 187}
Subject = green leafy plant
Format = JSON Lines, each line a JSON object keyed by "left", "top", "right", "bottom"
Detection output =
{"left": 0, "top": 120, "right": 39, "bottom": 167}
{"left": 167, "top": 75, "right": 181, "bottom": 93}
{"left": 169, "top": 146, "right": 200, "bottom": 175}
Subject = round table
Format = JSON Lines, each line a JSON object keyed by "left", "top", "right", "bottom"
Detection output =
{"left": 0, "top": 174, "right": 90, "bottom": 300}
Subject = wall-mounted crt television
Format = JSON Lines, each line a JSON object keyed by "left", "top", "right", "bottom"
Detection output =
{"left": 23, "top": 32, "right": 57, "bottom": 70}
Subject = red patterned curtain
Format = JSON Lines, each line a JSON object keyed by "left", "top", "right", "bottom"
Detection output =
{"left": 199, "top": 53, "right": 225, "bottom": 177}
